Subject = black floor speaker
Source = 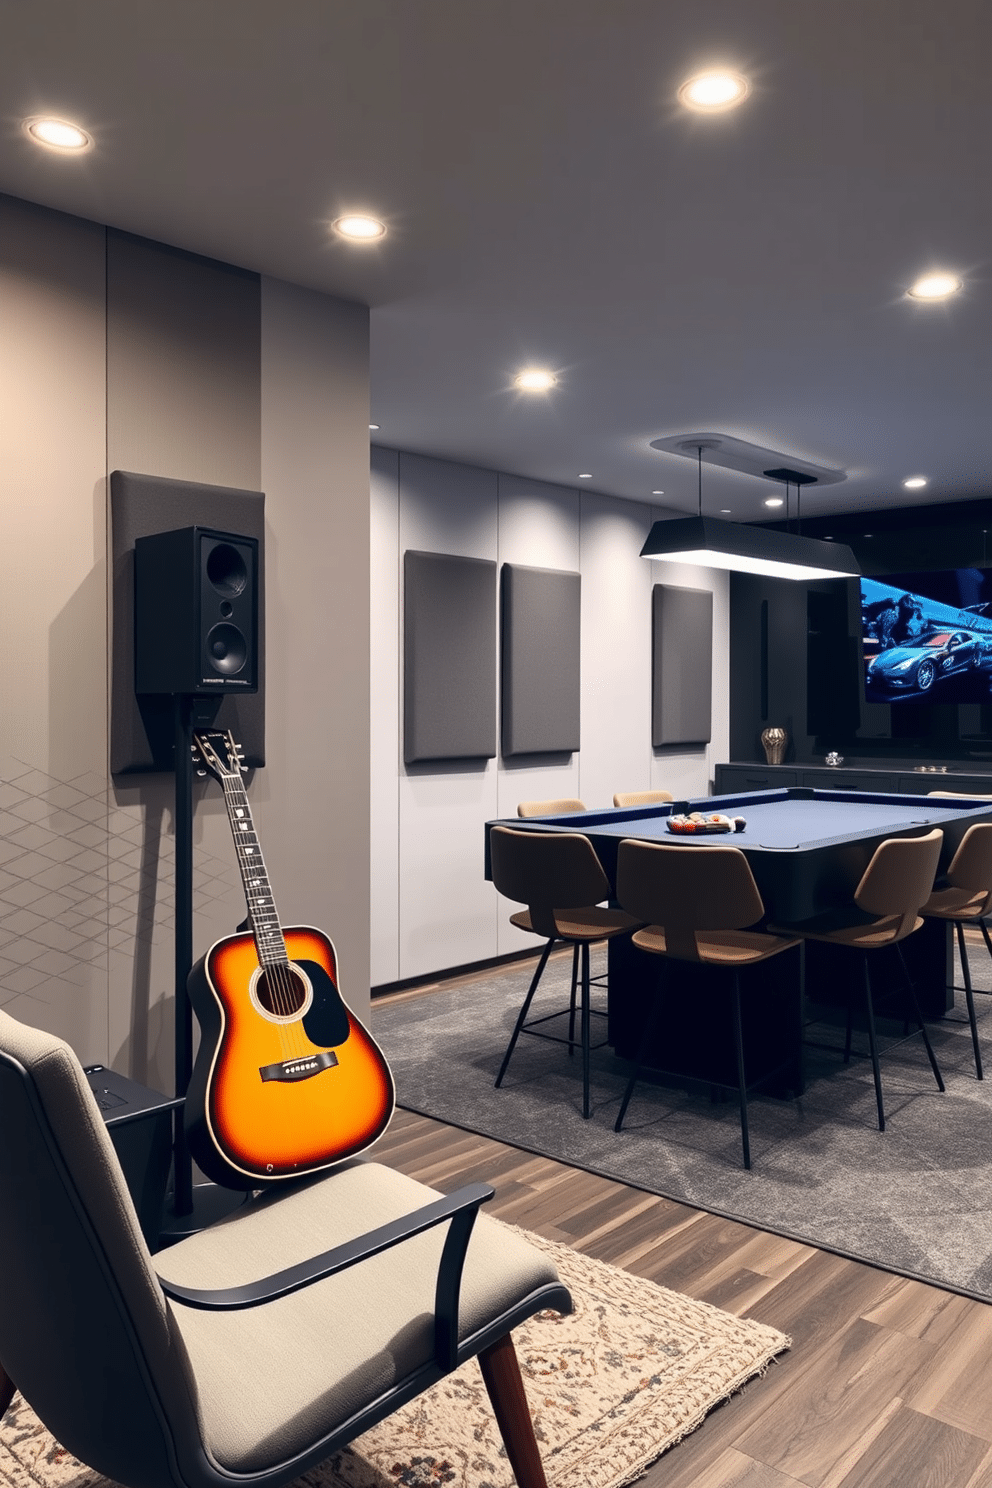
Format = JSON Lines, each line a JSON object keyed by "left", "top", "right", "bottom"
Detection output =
{"left": 135, "top": 526, "right": 259, "bottom": 695}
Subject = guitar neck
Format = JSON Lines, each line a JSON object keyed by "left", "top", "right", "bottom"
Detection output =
{"left": 217, "top": 774, "right": 289, "bottom": 969}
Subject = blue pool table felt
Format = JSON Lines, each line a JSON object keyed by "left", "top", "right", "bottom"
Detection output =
{"left": 518, "top": 789, "right": 987, "bottom": 853}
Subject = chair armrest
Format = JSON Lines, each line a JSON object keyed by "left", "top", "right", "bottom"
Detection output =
{"left": 157, "top": 1181, "right": 496, "bottom": 1372}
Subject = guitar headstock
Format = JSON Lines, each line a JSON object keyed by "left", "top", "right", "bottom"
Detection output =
{"left": 192, "top": 730, "right": 246, "bottom": 784}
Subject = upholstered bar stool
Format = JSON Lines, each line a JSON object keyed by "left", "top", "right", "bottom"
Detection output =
{"left": 490, "top": 826, "right": 640, "bottom": 1118}
{"left": 613, "top": 790, "right": 674, "bottom": 808}
{"left": 613, "top": 839, "right": 802, "bottom": 1168}
{"left": 517, "top": 798, "right": 586, "bottom": 818}
{"left": 920, "top": 820, "right": 992, "bottom": 1079}
{"left": 770, "top": 828, "right": 944, "bottom": 1131}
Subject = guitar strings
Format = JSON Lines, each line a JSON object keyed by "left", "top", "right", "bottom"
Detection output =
{"left": 217, "top": 757, "right": 309, "bottom": 1059}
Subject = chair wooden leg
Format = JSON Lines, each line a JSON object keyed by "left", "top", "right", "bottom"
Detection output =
{"left": 731, "top": 971, "right": 751, "bottom": 1170}
{"left": 863, "top": 955, "right": 885, "bottom": 1132}
{"left": 495, "top": 939, "right": 556, "bottom": 1088}
{"left": 477, "top": 1332, "right": 548, "bottom": 1488}
{"left": 0, "top": 1358, "right": 15, "bottom": 1420}
{"left": 955, "top": 920, "right": 984, "bottom": 1079}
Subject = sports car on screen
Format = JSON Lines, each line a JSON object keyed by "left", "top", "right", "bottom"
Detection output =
{"left": 866, "top": 630, "right": 992, "bottom": 694}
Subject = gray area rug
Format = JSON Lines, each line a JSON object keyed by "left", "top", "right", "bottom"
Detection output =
{"left": 373, "top": 944, "right": 992, "bottom": 1301}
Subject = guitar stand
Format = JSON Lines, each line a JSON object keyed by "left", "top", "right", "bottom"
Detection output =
{"left": 160, "top": 694, "right": 248, "bottom": 1242}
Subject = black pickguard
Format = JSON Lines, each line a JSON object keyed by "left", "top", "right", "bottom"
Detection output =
{"left": 296, "top": 958, "right": 351, "bottom": 1048}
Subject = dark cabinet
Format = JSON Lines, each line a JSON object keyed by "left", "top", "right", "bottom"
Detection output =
{"left": 714, "top": 761, "right": 992, "bottom": 798}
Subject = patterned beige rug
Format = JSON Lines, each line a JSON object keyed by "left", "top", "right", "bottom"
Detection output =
{"left": 0, "top": 1224, "right": 788, "bottom": 1488}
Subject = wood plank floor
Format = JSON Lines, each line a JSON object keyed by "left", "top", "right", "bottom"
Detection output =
{"left": 374, "top": 1048, "right": 992, "bottom": 1486}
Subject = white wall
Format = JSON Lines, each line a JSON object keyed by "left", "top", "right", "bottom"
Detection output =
{"left": 370, "top": 453, "right": 730, "bottom": 987}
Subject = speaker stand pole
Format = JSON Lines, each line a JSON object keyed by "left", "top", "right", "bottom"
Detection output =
{"left": 161, "top": 694, "right": 246, "bottom": 1242}
{"left": 172, "top": 693, "right": 195, "bottom": 1217}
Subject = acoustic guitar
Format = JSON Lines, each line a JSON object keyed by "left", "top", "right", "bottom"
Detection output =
{"left": 184, "top": 729, "right": 395, "bottom": 1188}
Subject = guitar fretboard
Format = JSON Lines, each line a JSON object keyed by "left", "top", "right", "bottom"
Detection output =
{"left": 217, "top": 772, "right": 289, "bottom": 969}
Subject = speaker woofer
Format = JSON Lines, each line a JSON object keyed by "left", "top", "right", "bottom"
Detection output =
{"left": 206, "top": 623, "right": 248, "bottom": 675}
{"left": 206, "top": 542, "right": 248, "bottom": 597}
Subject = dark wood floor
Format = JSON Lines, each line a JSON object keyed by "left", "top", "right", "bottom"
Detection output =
{"left": 374, "top": 944, "right": 992, "bottom": 1488}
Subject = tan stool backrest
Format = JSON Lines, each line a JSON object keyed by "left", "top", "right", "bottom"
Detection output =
{"left": 612, "top": 790, "right": 674, "bottom": 808}
{"left": 853, "top": 829, "right": 943, "bottom": 928}
{"left": 490, "top": 827, "right": 610, "bottom": 938}
{"left": 945, "top": 822, "right": 992, "bottom": 911}
{"left": 615, "top": 840, "right": 765, "bottom": 961}
{"left": 517, "top": 798, "right": 586, "bottom": 818}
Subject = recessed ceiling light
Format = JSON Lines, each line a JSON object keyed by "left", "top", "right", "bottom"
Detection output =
{"left": 902, "top": 475, "right": 928, "bottom": 488}
{"left": 514, "top": 368, "right": 557, "bottom": 392}
{"left": 678, "top": 72, "right": 749, "bottom": 111}
{"left": 25, "top": 116, "right": 91, "bottom": 151}
{"left": 763, "top": 497, "right": 784, "bottom": 508}
{"left": 333, "top": 215, "right": 386, "bottom": 240}
{"left": 908, "top": 272, "right": 960, "bottom": 300}
{"left": 369, "top": 423, "right": 380, "bottom": 430}
{"left": 578, "top": 472, "right": 592, "bottom": 479}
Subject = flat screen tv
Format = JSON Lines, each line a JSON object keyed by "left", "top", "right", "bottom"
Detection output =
{"left": 861, "top": 568, "right": 992, "bottom": 704}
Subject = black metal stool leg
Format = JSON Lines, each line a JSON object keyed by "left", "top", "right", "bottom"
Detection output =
{"left": 731, "top": 971, "right": 751, "bottom": 1170}
{"left": 894, "top": 944, "right": 944, "bottom": 1092}
{"left": 567, "top": 943, "right": 580, "bottom": 1056}
{"left": 979, "top": 916, "right": 992, "bottom": 970}
{"left": 615, "top": 964, "right": 667, "bottom": 1133}
{"left": 844, "top": 996, "right": 853, "bottom": 1064}
{"left": 580, "top": 941, "right": 592, "bottom": 1118}
{"left": 495, "top": 938, "right": 556, "bottom": 1088}
{"left": 862, "top": 955, "right": 885, "bottom": 1132}
{"left": 954, "top": 919, "right": 983, "bottom": 1079}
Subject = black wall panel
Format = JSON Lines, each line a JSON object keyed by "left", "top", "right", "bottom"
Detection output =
{"left": 501, "top": 563, "right": 580, "bottom": 756}
{"left": 403, "top": 550, "right": 497, "bottom": 764}
{"left": 110, "top": 471, "right": 265, "bottom": 773}
{"left": 652, "top": 583, "right": 712, "bottom": 746}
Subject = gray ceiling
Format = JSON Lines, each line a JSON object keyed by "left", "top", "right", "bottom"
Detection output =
{"left": 3, "top": 0, "right": 990, "bottom": 521}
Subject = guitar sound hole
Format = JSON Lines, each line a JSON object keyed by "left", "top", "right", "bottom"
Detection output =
{"left": 256, "top": 966, "right": 307, "bottom": 1017}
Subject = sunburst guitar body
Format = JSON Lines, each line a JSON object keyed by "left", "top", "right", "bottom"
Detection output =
{"left": 186, "top": 926, "right": 394, "bottom": 1188}
{"left": 183, "top": 731, "right": 395, "bottom": 1189}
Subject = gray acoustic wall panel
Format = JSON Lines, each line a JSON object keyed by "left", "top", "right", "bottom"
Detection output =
{"left": 111, "top": 470, "right": 266, "bottom": 773}
{"left": 501, "top": 563, "right": 581, "bottom": 756}
{"left": 107, "top": 230, "right": 261, "bottom": 490}
{"left": 652, "top": 583, "right": 712, "bottom": 746}
{"left": 404, "top": 550, "right": 497, "bottom": 763}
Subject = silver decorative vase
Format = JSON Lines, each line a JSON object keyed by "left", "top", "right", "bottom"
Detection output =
{"left": 761, "top": 726, "right": 788, "bottom": 766}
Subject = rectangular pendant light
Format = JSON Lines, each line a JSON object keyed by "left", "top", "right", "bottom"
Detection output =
{"left": 639, "top": 515, "right": 860, "bottom": 581}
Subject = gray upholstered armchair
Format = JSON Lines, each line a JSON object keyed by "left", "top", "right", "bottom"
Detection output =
{"left": 0, "top": 1009, "right": 571, "bottom": 1488}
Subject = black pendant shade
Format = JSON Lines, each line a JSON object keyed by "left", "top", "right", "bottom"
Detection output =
{"left": 639, "top": 515, "right": 860, "bottom": 581}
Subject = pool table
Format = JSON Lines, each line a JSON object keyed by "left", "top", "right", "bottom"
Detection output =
{"left": 485, "top": 787, "right": 992, "bottom": 1094}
